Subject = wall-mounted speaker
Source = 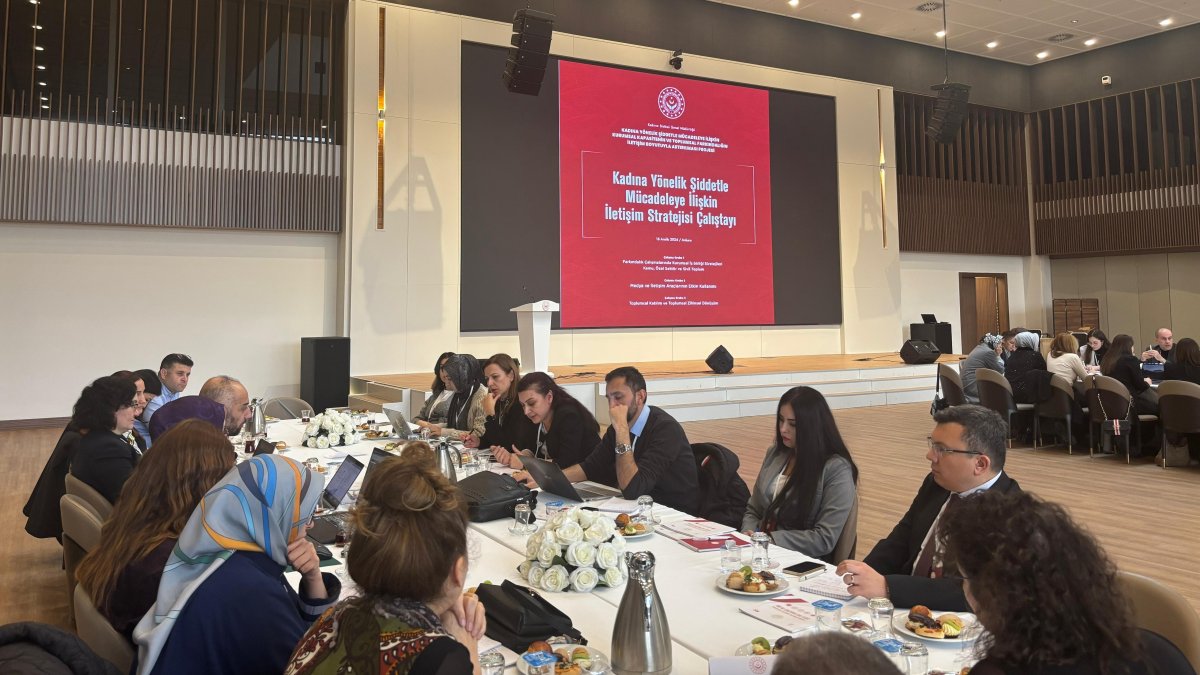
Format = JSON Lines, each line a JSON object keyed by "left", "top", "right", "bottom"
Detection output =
{"left": 504, "top": 9, "right": 554, "bottom": 95}
{"left": 705, "top": 345, "right": 735, "bottom": 374}
{"left": 900, "top": 339, "right": 941, "bottom": 365}
{"left": 925, "top": 82, "right": 971, "bottom": 144}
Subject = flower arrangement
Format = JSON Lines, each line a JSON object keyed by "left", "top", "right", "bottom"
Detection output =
{"left": 518, "top": 506, "right": 627, "bottom": 593}
{"left": 302, "top": 410, "right": 362, "bottom": 448}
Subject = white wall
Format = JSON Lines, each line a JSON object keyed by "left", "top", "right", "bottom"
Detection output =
{"left": 0, "top": 223, "right": 338, "bottom": 421}
{"left": 899, "top": 252, "right": 1049, "bottom": 354}
{"left": 343, "top": 2, "right": 902, "bottom": 377}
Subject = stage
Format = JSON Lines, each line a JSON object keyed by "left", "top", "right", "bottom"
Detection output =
{"left": 349, "top": 352, "right": 962, "bottom": 425}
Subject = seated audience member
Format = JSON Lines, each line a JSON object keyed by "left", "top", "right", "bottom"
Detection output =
{"left": 140, "top": 354, "right": 193, "bottom": 448}
{"left": 1100, "top": 334, "right": 1159, "bottom": 416}
{"left": 836, "top": 405, "right": 1021, "bottom": 612}
{"left": 518, "top": 367, "right": 700, "bottom": 513}
{"left": 198, "top": 375, "right": 253, "bottom": 435}
{"left": 112, "top": 370, "right": 151, "bottom": 452}
{"left": 437, "top": 354, "right": 488, "bottom": 442}
{"left": 772, "top": 632, "right": 901, "bottom": 675}
{"left": 75, "top": 420, "right": 235, "bottom": 640}
{"left": 1046, "top": 333, "right": 1088, "bottom": 386}
{"left": 133, "top": 455, "right": 340, "bottom": 675}
{"left": 285, "top": 444, "right": 486, "bottom": 675}
{"left": 960, "top": 334, "right": 1004, "bottom": 403}
{"left": 1079, "top": 329, "right": 1109, "bottom": 368}
{"left": 1141, "top": 327, "right": 1176, "bottom": 364}
{"left": 148, "top": 395, "right": 228, "bottom": 439}
{"left": 494, "top": 372, "right": 601, "bottom": 470}
{"left": 70, "top": 376, "right": 142, "bottom": 504}
{"left": 468, "top": 353, "right": 538, "bottom": 453}
{"left": 414, "top": 352, "right": 456, "bottom": 433}
{"left": 743, "top": 387, "right": 858, "bottom": 562}
{"left": 1163, "top": 337, "right": 1200, "bottom": 385}
{"left": 941, "top": 491, "right": 1196, "bottom": 675}
{"left": 999, "top": 327, "right": 1023, "bottom": 367}
{"left": 1004, "top": 331, "right": 1046, "bottom": 404}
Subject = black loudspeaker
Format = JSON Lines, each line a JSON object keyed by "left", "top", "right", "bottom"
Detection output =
{"left": 925, "top": 82, "right": 971, "bottom": 144}
{"left": 705, "top": 345, "right": 734, "bottom": 374}
{"left": 900, "top": 339, "right": 941, "bottom": 365}
{"left": 301, "top": 337, "right": 350, "bottom": 412}
{"left": 503, "top": 9, "right": 554, "bottom": 95}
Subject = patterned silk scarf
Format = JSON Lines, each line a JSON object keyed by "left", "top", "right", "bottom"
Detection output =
{"left": 286, "top": 597, "right": 454, "bottom": 675}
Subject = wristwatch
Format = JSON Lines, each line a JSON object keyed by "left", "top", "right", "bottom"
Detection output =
{"left": 615, "top": 443, "right": 633, "bottom": 455}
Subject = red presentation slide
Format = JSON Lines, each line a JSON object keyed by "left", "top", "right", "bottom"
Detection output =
{"left": 559, "top": 61, "right": 774, "bottom": 328}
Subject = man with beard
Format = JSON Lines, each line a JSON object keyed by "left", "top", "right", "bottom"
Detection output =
{"left": 532, "top": 366, "right": 699, "bottom": 513}
{"left": 199, "top": 375, "right": 254, "bottom": 435}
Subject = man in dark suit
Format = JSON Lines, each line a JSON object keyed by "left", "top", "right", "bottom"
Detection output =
{"left": 836, "top": 404, "right": 1021, "bottom": 611}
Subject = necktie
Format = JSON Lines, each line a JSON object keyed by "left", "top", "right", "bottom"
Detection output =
{"left": 912, "top": 493, "right": 961, "bottom": 579}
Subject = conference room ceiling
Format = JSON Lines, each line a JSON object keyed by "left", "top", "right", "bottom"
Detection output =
{"left": 709, "top": 0, "right": 1200, "bottom": 65}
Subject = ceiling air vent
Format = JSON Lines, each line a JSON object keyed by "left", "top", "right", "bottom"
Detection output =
{"left": 1047, "top": 33, "right": 1074, "bottom": 42}
{"left": 915, "top": 2, "right": 944, "bottom": 12}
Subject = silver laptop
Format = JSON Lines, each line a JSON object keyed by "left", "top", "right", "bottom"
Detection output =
{"left": 382, "top": 404, "right": 413, "bottom": 439}
{"left": 521, "top": 456, "right": 624, "bottom": 502}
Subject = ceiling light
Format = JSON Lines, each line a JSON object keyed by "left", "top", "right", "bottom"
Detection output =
{"left": 37, "top": 81, "right": 47, "bottom": 86}
{"left": 851, "top": 11, "right": 861, "bottom": 20}
{"left": 1159, "top": 18, "right": 1173, "bottom": 27}
{"left": 936, "top": 30, "right": 946, "bottom": 38}
{"left": 788, "top": 0, "right": 799, "bottom": 6}
{"left": 33, "top": 24, "right": 43, "bottom": 29}
{"left": 1084, "top": 38, "right": 1097, "bottom": 46}
{"left": 36, "top": 64, "right": 46, "bottom": 70}
{"left": 39, "top": 96, "right": 48, "bottom": 101}
{"left": 1036, "top": 51, "right": 1049, "bottom": 59}
{"left": 41, "top": 105, "right": 49, "bottom": 109}
{"left": 34, "top": 45, "right": 44, "bottom": 51}
{"left": 986, "top": 40, "right": 998, "bottom": 49}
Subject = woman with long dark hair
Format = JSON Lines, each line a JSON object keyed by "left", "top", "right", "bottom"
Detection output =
{"left": 742, "top": 387, "right": 858, "bottom": 562}
{"left": 70, "top": 375, "right": 142, "bottom": 503}
{"left": 1100, "top": 334, "right": 1159, "bottom": 416}
{"left": 75, "top": 420, "right": 235, "bottom": 639}
{"left": 941, "top": 491, "right": 1193, "bottom": 675}
{"left": 414, "top": 352, "right": 456, "bottom": 433}
{"left": 468, "top": 354, "right": 538, "bottom": 454}
{"left": 1080, "top": 329, "right": 1109, "bottom": 368}
{"left": 493, "top": 372, "right": 600, "bottom": 470}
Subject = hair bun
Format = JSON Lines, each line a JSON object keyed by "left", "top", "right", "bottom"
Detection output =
{"left": 360, "top": 442, "right": 458, "bottom": 514}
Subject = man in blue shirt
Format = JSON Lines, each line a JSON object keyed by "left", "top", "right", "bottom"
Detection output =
{"left": 139, "top": 353, "right": 193, "bottom": 445}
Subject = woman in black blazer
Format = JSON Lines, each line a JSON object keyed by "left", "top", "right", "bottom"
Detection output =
{"left": 471, "top": 353, "right": 537, "bottom": 454}
{"left": 1101, "top": 334, "right": 1159, "bottom": 416}
{"left": 493, "top": 372, "right": 601, "bottom": 470}
{"left": 70, "top": 376, "right": 142, "bottom": 504}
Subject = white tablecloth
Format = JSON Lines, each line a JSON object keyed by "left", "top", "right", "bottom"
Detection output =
{"left": 269, "top": 418, "right": 972, "bottom": 673}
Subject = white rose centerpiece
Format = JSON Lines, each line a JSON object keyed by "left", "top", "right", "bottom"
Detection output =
{"left": 301, "top": 410, "right": 361, "bottom": 448}
{"left": 519, "top": 506, "right": 626, "bottom": 593}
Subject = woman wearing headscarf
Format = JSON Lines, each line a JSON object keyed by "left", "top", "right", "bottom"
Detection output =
{"left": 960, "top": 333, "right": 1005, "bottom": 403}
{"left": 133, "top": 455, "right": 341, "bottom": 675}
{"left": 1003, "top": 331, "right": 1047, "bottom": 405}
{"left": 437, "top": 354, "right": 488, "bottom": 443}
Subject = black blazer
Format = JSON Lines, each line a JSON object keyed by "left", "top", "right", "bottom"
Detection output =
{"left": 538, "top": 404, "right": 601, "bottom": 469}
{"left": 579, "top": 406, "right": 699, "bottom": 513}
{"left": 479, "top": 398, "right": 538, "bottom": 453}
{"left": 1004, "top": 348, "right": 1047, "bottom": 404}
{"left": 1107, "top": 354, "right": 1150, "bottom": 395}
{"left": 70, "top": 429, "right": 140, "bottom": 504}
{"left": 863, "top": 472, "right": 1022, "bottom": 611}
{"left": 968, "top": 629, "right": 1194, "bottom": 675}
{"left": 23, "top": 423, "right": 83, "bottom": 540}
{"left": 1163, "top": 362, "right": 1200, "bottom": 386}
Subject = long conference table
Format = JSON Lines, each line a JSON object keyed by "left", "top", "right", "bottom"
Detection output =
{"left": 269, "top": 416, "right": 971, "bottom": 673}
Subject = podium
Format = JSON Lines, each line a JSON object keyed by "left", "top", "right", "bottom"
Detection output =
{"left": 910, "top": 322, "right": 953, "bottom": 355}
{"left": 511, "top": 300, "right": 559, "bottom": 375}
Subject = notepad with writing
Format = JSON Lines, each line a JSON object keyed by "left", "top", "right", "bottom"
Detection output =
{"left": 794, "top": 570, "right": 854, "bottom": 601}
{"left": 678, "top": 531, "right": 752, "bottom": 552}
{"left": 738, "top": 595, "right": 816, "bottom": 633}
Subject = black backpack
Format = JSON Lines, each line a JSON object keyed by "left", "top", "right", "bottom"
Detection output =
{"left": 690, "top": 442, "right": 751, "bottom": 529}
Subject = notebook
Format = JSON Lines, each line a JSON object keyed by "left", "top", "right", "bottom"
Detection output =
{"left": 738, "top": 595, "right": 816, "bottom": 633}
{"left": 794, "top": 570, "right": 855, "bottom": 601}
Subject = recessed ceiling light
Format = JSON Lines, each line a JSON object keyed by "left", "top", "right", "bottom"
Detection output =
{"left": 1070, "top": 19, "right": 1079, "bottom": 24}
{"left": 936, "top": 30, "right": 946, "bottom": 38}
{"left": 1159, "top": 18, "right": 1173, "bottom": 27}
{"left": 986, "top": 40, "right": 998, "bottom": 49}
{"left": 788, "top": 0, "right": 799, "bottom": 7}
{"left": 851, "top": 11, "right": 861, "bottom": 20}
{"left": 1084, "top": 38, "right": 1097, "bottom": 46}
{"left": 1036, "top": 51, "right": 1049, "bottom": 59}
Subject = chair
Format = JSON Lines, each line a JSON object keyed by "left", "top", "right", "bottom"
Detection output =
{"left": 830, "top": 496, "right": 858, "bottom": 562}
{"left": 65, "top": 473, "right": 113, "bottom": 521}
{"left": 60, "top": 494, "right": 103, "bottom": 627}
{"left": 1157, "top": 380, "right": 1200, "bottom": 468}
{"left": 263, "top": 396, "right": 313, "bottom": 420}
{"left": 936, "top": 363, "right": 966, "bottom": 407}
{"left": 1084, "top": 376, "right": 1158, "bottom": 463}
{"left": 975, "top": 368, "right": 1034, "bottom": 447}
{"left": 1033, "top": 377, "right": 1076, "bottom": 454}
{"left": 73, "top": 585, "right": 135, "bottom": 674}
{"left": 1118, "top": 571, "right": 1200, "bottom": 672}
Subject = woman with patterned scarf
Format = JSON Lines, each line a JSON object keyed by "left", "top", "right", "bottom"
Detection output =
{"left": 286, "top": 443, "right": 487, "bottom": 675}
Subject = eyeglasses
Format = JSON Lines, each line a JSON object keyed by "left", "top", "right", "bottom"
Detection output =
{"left": 927, "top": 436, "right": 982, "bottom": 457}
{"left": 121, "top": 399, "right": 139, "bottom": 409}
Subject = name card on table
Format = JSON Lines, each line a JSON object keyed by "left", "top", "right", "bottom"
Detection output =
{"left": 738, "top": 596, "right": 816, "bottom": 633}
{"left": 708, "top": 655, "right": 776, "bottom": 674}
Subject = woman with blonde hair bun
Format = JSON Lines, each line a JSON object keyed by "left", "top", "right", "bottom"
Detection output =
{"left": 285, "top": 442, "right": 488, "bottom": 675}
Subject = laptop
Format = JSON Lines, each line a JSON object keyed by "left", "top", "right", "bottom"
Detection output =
{"left": 521, "top": 455, "right": 624, "bottom": 502}
{"left": 383, "top": 405, "right": 414, "bottom": 439}
{"left": 921, "top": 313, "right": 938, "bottom": 324}
{"left": 309, "top": 455, "right": 364, "bottom": 544}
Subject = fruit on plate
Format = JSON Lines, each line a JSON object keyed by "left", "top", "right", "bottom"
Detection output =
{"left": 938, "top": 613, "right": 964, "bottom": 637}
{"left": 750, "top": 637, "right": 772, "bottom": 655}
{"left": 726, "top": 566, "right": 778, "bottom": 593}
{"left": 622, "top": 522, "right": 648, "bottom": 536}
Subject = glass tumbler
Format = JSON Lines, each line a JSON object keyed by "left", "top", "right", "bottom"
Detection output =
{"left": 720, "top": 539, "right": 741, "bottom": 573}
{"left": 750, "top": 532, "right": 771, "bottom": 572}
{"left": 900, "top": 641, "right": 929, "bottom": 674}
{"left": 510, "top": 503, "right": 533, "bottom": 534}
{"left": 867, "top": 597, "right": 896, "bottom": 635}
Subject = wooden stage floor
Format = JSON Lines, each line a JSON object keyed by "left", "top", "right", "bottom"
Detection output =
{"left": 359, "top": 352, "right": 965, "bottom": 391}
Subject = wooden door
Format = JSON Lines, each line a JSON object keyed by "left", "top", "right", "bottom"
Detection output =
{"left": 959, "top": 273, "right": 1010, "bottom": 353}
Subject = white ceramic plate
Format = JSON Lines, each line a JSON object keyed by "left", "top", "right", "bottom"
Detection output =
{"left": 618, "top": 523, "right": 654, "bottom": 540}
{"left": 515, "top": 644, "right": 606, "bottom": 674}
{"left": 892, "top": 612, "right": 978, "bottom": 643}
{"left": 715, "top": 573, "right": 791, "bottom": 597}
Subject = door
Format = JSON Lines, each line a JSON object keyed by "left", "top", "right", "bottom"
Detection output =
{"left": 959, "top": 273, "right": 1010, "bottom": 353}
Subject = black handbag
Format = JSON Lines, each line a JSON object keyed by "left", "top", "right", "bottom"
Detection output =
{"left": 457, "top": 471, "right": 537, "bottom": 522}
{"left": 474, "top": 580, "right": 585, "bottom": 653}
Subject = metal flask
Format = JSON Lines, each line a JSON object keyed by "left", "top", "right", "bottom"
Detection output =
{"left": 434, "top": 438, "right": 459, "bottom": 484}
{"left": 247, "top": 398, "right": 266, "bottom": 436}
{"left": 612, "top": 550, "right": 672, "bottom": 674}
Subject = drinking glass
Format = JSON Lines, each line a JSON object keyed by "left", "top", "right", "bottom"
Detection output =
{"left": 750, "top": 532, "right": 770, "bottom": 572}
{"left": 635, "top": 495, "right": 660, "bottom": 524}
{"left": 581, "top": 653, "right": 609, "bottom": 675}
{"left": 479, "top": 652, "right": 505, "bottom": 675}
{"left": 720, "top": 540, "right": 741, "bottom": 573}
{"left": 300, "top": 409, "right": 313, "bottom": 423}
{"left": 510, "top": 503, "right": 534, "bottom": 535}
{"left": 954, "top": 619, "right": 982, "bottom": 669}
{"left": 899, "top": 642, "right": 928, "bottom": 674}
{"left": 812, "top": 599, "right": 844, "bottom": 631}
{"left": 867, "top": 597, "right": 895, "bottom": 635}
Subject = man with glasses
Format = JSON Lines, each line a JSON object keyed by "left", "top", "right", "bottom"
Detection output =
{"left": 142, "top": 353, "right": 194, "bottom": 445}
{"left": 835, "top": 405, "right": 1021, "bottom": 611}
